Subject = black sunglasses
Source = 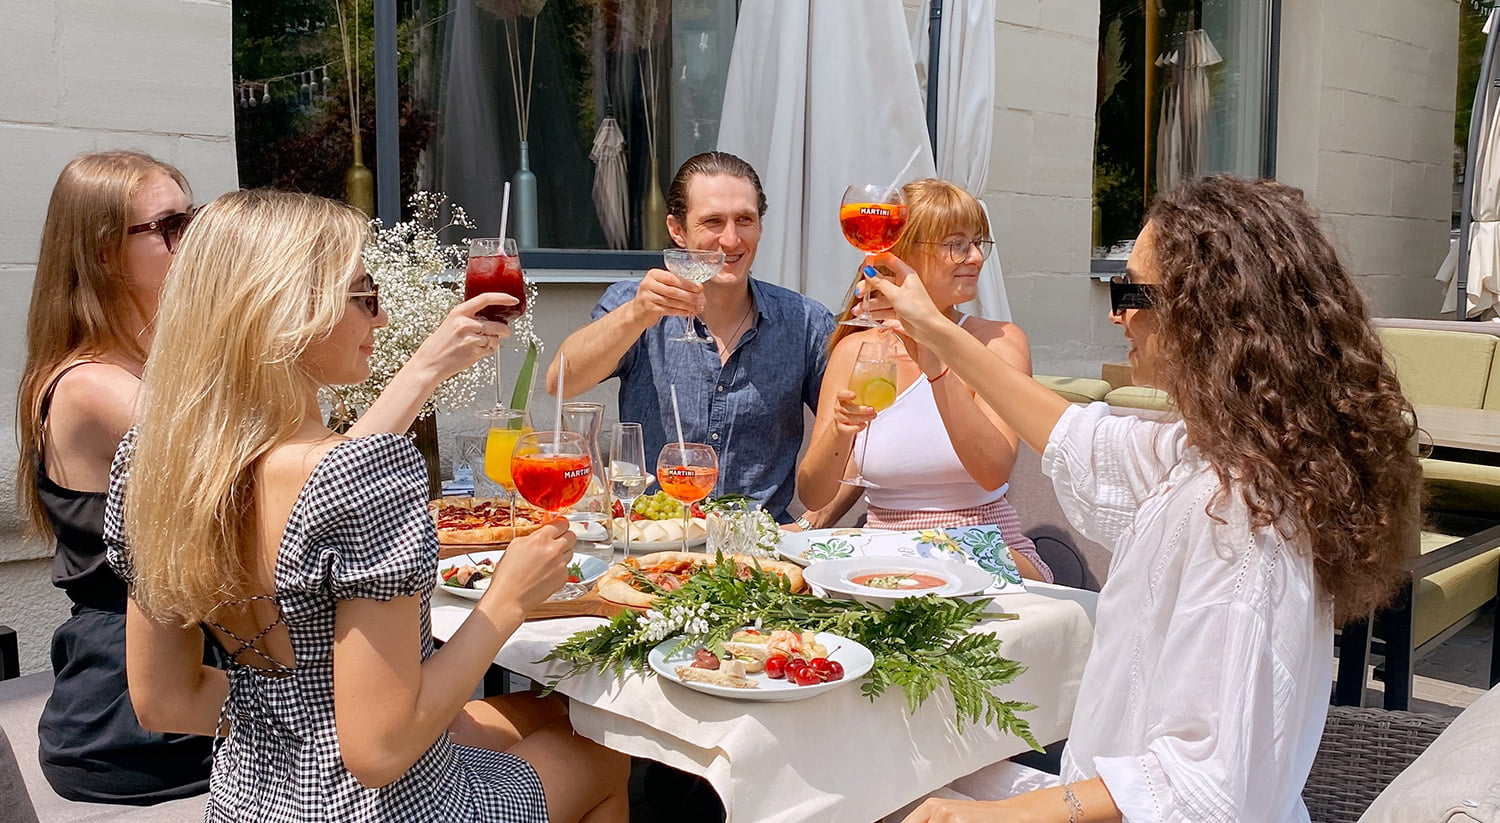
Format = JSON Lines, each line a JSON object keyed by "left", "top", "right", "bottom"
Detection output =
{"left": 1109, "top": 277, "right": 1156, "bottom": 315}
{"left": 125, "top": 208, "right": 196, "bottom": 254}
{"left": 348, "top": 284, "right": 380, "bottom": 317}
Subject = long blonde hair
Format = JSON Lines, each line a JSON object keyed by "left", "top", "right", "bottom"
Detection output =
{"left": 17, "top": 151, "right": 190, "bottom": 537}
{"left": 827, "top": 178, "right": 990, "bottom": 352}
{"left": 124, "top": 190, "right": 369, "bottom": 624}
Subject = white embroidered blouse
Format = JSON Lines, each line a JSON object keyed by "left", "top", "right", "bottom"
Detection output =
{"left": 1043, "top": 403, "right": 1331, "bottom": 823}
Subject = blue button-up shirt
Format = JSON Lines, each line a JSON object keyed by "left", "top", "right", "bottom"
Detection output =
{"left": 594, "top": 278, "right": 834, "bottom": 522}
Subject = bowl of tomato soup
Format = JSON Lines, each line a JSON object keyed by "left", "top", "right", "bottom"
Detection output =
{"left": 803, "top": 557, "right": 994, "bottom": 605}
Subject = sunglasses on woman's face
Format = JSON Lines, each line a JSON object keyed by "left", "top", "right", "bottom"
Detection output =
{"left": 348, "top": 284, "right": 380, "bottom": 317}
{"left": 126, "top": 208, "right": 196, "bottom": 254}
{"left": 1109, "top": 276, "right": 1156, "bottom": 315}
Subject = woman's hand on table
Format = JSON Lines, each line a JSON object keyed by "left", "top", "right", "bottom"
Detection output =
{"left": 408, "top": 292, "right": 517, "bottom": 382}
{"left": 903, "top": 797, "right": 1014, "bottom": 823}
{"left": 833, "top": 389, "right": 878, "bottom": 436}
{"left": 485, "top": 519, "right": 575, "bottom": 614}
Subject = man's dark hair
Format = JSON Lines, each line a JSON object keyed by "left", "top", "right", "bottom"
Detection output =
{"left": 666, "top": 151, "right": 768, "bottom": 222}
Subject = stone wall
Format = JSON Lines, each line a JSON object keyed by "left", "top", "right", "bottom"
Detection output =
{"left": 0, "top": 0, "right": 239, "bottom": 674}
{"left": 1276, "top": 0, "right": 1458, "bottom": 318}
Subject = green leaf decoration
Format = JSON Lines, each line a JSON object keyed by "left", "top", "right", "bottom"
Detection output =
{"left": 509, "top": 340, "right": 540, "bottom": 411}
{"left": 540, "top": 553, "right": 1038, "bottom": 746}
{"left": 958, "top": 529, "right": 1022, "bottom": 586}
{"left": 804, "top": 538, "right": 855, "bottom": 561}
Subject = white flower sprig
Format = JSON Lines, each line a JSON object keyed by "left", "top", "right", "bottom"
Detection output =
{"left": 330, "top": 192, "right": 504, "bottom": 419}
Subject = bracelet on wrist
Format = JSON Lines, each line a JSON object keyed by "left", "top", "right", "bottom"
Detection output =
{"left": 794, "top": 515, "right": 814, "bottom": 530}
{"left": 1062, "top": 783, "right": 1084, "bottom": 823}
{"left": 927, "top": 366, "right": 950, "bottom": 383}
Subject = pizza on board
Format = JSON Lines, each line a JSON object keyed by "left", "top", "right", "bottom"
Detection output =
{"left": 596, "top": 551, "right": 807, "bottom": 609}
{"left": 430, "top": 497, "right": 546, "bottom": 545}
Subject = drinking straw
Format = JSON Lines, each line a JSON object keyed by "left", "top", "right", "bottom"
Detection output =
{"left": 499, "top": 181, "right": 512, "bottom": 245}
{"left": 885, "top": 145, "right": 924, "bottom": 193}
{"left": 669, "top": 385, "right": 686, "bottom": 451}
{"left": 554, "top": 352, "right": 565, "bottom": 448}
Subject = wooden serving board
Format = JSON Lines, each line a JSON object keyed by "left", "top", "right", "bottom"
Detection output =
{"left": 525, "top": 588, "right": 641, "bottom": 621}
{"left": 438, "top": 542, "right": 507, "bottom": 560}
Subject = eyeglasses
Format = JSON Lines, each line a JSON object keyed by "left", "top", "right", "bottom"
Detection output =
{"left": 915, "top": 237, "right": 995, "bottom": 264}
{"left": 125, "top": 209, "right": 196, "bottom": 254}
{"left": 1109, "top": 276, "right": 1156, "bottom": 315}
{"left": 348, "top": 284, "right": 380, "bottom": 317}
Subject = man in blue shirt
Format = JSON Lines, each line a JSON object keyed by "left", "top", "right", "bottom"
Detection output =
{"left": 547, "top": 152, "right": 833, "bottom": 522}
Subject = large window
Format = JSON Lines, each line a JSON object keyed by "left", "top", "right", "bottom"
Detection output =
{"left": 232, "top": 1, "right": 737, "bottom": 257}
{"left": 1092, "top": 0, "right": 1276, "bottom": 257}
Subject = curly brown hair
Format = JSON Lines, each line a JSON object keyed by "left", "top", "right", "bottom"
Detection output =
{"left": 1145, "top": 175, "right": 1421, "bottom": 625}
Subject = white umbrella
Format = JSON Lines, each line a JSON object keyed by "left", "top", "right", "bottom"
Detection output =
{"left": 910, "top": 0, "right": 1011, "bottom": 322}
{"left": 717, "top": 0, "right": 935, "bottom": 310}
{"left": 1155, "top": 28, "right": 1221, "bottom": 193}
{"left": 1439, "top": 10, "right": 1500, "bottom": 318}
{"left": 590, "top": 112, "right": 629, "bottom": 250}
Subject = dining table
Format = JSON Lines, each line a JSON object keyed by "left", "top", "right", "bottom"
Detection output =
{"left": 430, "top": 581, "right": 1098, "bottom": 823}
{"left": 1413, "top": 403, "right": 1500, "bottom": 457}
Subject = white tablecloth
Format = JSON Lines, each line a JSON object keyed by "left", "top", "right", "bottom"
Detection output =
{"left": 430, "top": 582, "right": 1097, "bottom": 823}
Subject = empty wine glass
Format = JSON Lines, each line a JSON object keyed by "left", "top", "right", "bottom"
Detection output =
{"left": 663, "top": 248, "right": 726, "bottom": 343}
{"left": 608, "top": 423, "right": 648, "bottom": 562}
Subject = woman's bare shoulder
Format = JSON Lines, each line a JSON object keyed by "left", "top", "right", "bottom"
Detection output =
{"left": 47, "top": 360, "right": 142, "bottom": 434}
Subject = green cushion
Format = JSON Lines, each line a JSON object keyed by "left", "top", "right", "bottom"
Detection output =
{"left": 1421, "top": 458, "right": 1500, "bottom": 516}
{"left": 1103, "top": 386, "right": 1174, "bottom": 411}
{"left": 1377, "top": 327, "right": 1496, "bottom": 408}
{"left": 1415, "top": 530, "right": 1500, "bottom": 647}
{"left": 1033, "top": 375, "right": 1113, "bottom": 404}
{"left": 1487, "top": 349, "right": 1500, "bottom": 410}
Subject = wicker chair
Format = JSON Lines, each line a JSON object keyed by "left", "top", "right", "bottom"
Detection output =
{"left": 1303, "top": 705, "right": 1452, "bottom": 823}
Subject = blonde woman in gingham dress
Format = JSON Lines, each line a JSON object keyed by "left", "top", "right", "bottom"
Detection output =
{"left": 103, "top": 190, "right": 629, "bottom": 822}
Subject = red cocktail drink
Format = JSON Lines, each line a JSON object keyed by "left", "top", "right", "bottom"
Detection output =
{"left": 465, "top": 253, "right": 526, "bottom": 322}
{"left": 512, "top": 452, "right": 592, "bottom": 512}
{"left": 659, "top": 465, "right": 718, "bottom": 503}
{"left": 839, "top": 203, "right": 909, "bottom": 253}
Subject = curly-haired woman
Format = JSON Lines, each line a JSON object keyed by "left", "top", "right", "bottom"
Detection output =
{"left": 870, "top": 176, "right": 1421, "bottom": 823}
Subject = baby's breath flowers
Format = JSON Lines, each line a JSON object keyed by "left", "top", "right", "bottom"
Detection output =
{"left": 329, "top": 192, "right": 537, "bottom": 419}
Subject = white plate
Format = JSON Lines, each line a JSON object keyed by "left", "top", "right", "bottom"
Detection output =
{"left": 778, "top": 526, "right": 1027, "bottom": 595}
{"left": 609, "top": 517, "right": 709, "bottom": 552}
{"left": 436, "top": 551, "right": 609, "bottom": 601}
{"left": 648, "top": 631, "right": 873, "bottom": 702}
{"left": 802, "top": 557, "right": 994, "bottom": 606}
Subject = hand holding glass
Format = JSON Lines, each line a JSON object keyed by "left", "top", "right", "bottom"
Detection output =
{"left": 465, "top": 237, "right": 526, "bottom": 409}
{"left": 656, "top": 443, "right": 718, "bottom": 553}
{"left": 512, "top": 431, "right": 592, "bottom": 600}
{"left": 663, "top": 248, "right": 726, "bottom": 344}
{"left": 839, "top": 185, "right": 908, "bottom": 328}
{"left": 843, "top": 339, "right": 898, "bottom": 488}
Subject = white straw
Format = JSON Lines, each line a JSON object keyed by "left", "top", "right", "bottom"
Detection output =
{"left": 499, "top": 182, "right": 512, "bottom": 245}
{"left": 554, "top": 353, "right": 565, "bottom": 448}
{"left": 669, "top": 385, "right": 686, "bottom": 451}
{"left": 885, "top": 145, "right": 924, "bottom": 193}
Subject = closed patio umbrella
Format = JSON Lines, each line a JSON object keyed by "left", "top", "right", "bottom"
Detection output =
{"left": 590, "top": 109, "right": 630, "bottom": 250}
{"left": 1156, "top": 28, "right": 1221, "bottom": 193}
{"left": 1439, "top": 10, "right": 1500, "bottom": 319}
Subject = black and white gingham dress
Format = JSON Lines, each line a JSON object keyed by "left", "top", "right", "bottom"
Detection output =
{"left": 105, "top": 431, "right": 550, "bottom": 823}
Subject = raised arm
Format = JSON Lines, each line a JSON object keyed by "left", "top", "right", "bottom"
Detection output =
{"left": 333, "top": 521, "right": 574, "bottom": 788}
{"left": 796, "top": 334, "right": 870, "bottom": 511}
{"left": 546, "top": 269, "right": 704, "bottom": 398}
{"left": 348, "top": 292, "right": 516, "bottom": 437}
{"left": 921, "top": 322, "right": 1032, "bottom": 491}
{"left": 867, "top": 256, "right": 1068, "bottom": 455}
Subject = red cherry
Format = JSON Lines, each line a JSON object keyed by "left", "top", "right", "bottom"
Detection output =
{"left": 765, "top": 655, "right": 788, "bottom": 680}
{"left": 792, "top": 666, "right": 821, "bottom": 686}
{"left": 810, "top": 657, "right": 833, "bottom": 676}
{"left": 825, "top": 660, "right": 844, "bottom": 681}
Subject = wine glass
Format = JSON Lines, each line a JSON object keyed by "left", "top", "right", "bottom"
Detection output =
{"left": 608, "top": 422, "right": 648, "bottom": 562}
{"left": 663, "top": 248, "right": 726, "bottom": 343}
{"left": 843, "top": 338, "right": 898, "bottom": 488}
{"left": 466, "top": 237, "right": 527, "bottom": 409}
{"left": 839, "top": 184, "right": 908, "bottom": 328}
{"left": 512, "top": 431, "right": 592, "bottom": 600}
{"left": 656, "top": 442, "right": 718, "bottom": 553}
{"left": 479, "top": 407, "right": 531, "bottom": 542}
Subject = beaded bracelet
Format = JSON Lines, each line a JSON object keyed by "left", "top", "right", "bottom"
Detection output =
{"left": 927, "top": 366, "right": 950, "bottom": 383}
{"left": 1062, "top": 783, "right": 1084, "bottom": 823}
